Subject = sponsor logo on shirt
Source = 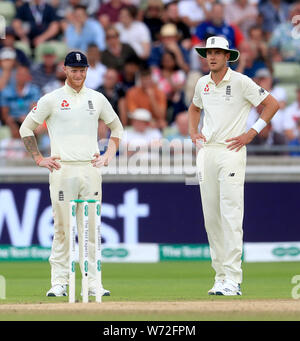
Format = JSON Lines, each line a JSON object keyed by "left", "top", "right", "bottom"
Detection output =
{"left": 32, "top": 105, "right": 37, "bottom": 113}
{"left": 203, "top": 84, "right": 210, "bottom": 94}
{"left": 61, "top": 100, "right": 70, "bottom": 110}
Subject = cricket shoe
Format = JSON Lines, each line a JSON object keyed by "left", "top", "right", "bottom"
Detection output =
{"left": 46, "top": 284, "right": 68, "bottom": 297}
{"left": 208, "top": 280, "right": 224, "bottom": 295}
{"left": 81, "top": 288, "right": 111, "bottom": 297}
{"left": 215, "top": 279, "right": 242, "bottom": 296}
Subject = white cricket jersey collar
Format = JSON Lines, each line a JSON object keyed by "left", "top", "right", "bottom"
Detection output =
{"left": 208, "top": 67, "right": 232, "bottom": 85}
{"left": 64, "top": 80, "right": 87, "bottom": 95}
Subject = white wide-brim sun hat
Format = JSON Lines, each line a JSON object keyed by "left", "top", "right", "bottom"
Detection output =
{"left": 195, "top": 36, "right": 240, "bottom": 62}
{"left": 129, "top": 109, "right": 152, "bottom": 122}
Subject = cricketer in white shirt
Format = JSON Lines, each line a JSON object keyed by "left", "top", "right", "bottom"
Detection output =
{"left": 189, "top": 36, "right": 279, "bottom": 296}
{"left": 19, "top": 51, "right": 123, "bottom": 297}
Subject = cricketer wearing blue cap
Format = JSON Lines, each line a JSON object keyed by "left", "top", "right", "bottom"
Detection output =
{"left": 19, "top": 50, "right": 124, "bottom": 298}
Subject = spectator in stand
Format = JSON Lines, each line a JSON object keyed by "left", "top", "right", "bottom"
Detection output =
{"left": 120, "top": 108, "right": 162, "bottom": 160}
{"left": 31, "top": 45, "right": 57, "bottom": 92}
{"left": 53, "top": 0, "right": 100, "bottom": 20}
{"left": 164, "top": 111, "right": 194, "bottom": 155}
{"left": 148, "top": 23, "right": 190, "bottom": 73}
{"left": 101, "top": 25, "right": 139, "bottom": 73}
{"left": 164, "top": 111, "right": 190, "bottom": 141}
{"left": 194, "top": 2, "right": 244, "bottom": 49}
{"left": 1, "top": 65, "right": 40, "bottom": 139}
{"left": 97, "top": 0, "right": 126, "bottom": 30}
{"left": 64, "top": 5, "right": 106, "bottom": 52}
{"left": 224, "top": 0, "right": 258, "bottom": 38}
{"left": 258, "top": 0, "right": 290, "bottom": 39}
{"left": 115, "top": 5, "right": 152, "bottom": 61}
{"left": 248, "top": 25, "right": 269, "bottom": 65}
{"left": 247, "top": 68, "right": 287, "bottom": 145}
{"left": 268, "top": 1, "right": 300, "bottom": 63}
{"left": 142, "top": 0, "right": 164, "bottom": 43}
{"left": 120, "top": 56, "right": 141, "bottom": 91}
{"left": 0, "top": 27, "right": 31, "bottom": 67}
{"left": 85, "top": 44, "right": 107, "bottom": 90}
{"left": 283, "top": 87, "right": 300, "bottom": 142}
{"left": 177, "top": 0, "right": 212, "bottom": 28}
{"left": 0, "top": 48, "right": 17, "bottom": 91}
{"left": 287, "top": 118, "right": 300, "bottom": 156}
{"left": 152, "top": 49, "right": 187, "bottom": 124}
{"left": 185, "top": 56, "right": 210, "bottom": 105}
{"left": 163, "top": 1, "right": 192, "bottom": 50}
{"left": 97, "top": 68, "right": 127, "bottom": 127}
{"left": 12, "top": 0, "right": 60, "bottom": 49}
{"left": 126, "top": 67, "right": 167, "bottom": 129}
{"left": 42, "top": 61, "right": 66, "bottom": 94}
{"left": 235, "top": 40, "right": 267, "bottom": 78}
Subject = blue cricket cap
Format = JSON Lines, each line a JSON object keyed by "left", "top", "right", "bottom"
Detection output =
{"left": 64, "top": 51, "right": 89, "bottom": 67}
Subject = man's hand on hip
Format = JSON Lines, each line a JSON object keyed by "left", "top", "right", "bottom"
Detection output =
{"left": 190, "top": 132, "right": 207, "bottom": 147}
{"left": 37, "top": 156, "right": 61, "bottom": 172}
{"left": 91, "top": 153, "right": 109, "bottom": 168}
{"left": 226, "top": 129, "right": 257, "bottom": 151}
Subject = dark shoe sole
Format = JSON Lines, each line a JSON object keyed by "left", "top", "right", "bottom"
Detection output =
{"left": 215, "top": 291, "right": 241, "bottom": 296}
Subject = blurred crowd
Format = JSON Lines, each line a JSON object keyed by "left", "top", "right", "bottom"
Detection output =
{"left": 0, "top": 0, "right": 300, "bottom": 160}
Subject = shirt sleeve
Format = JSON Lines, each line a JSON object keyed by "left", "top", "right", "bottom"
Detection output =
{"left": 29, "top": 93, "right": 51, "bottom": 124}
{"left": 192, "top": 79, "right": 203, "bottom": 109}
{"left": 99, "top": 94, "right": 119, "bottom": 124}
{"left": 242, "top": 75, "right": 269, "bottom": 107}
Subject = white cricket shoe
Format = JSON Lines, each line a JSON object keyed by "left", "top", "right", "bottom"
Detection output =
{"left": 89, "top": 287, "right": 111, "bottom": 297}
{"left": 46, "top": 284, "right": 68, "bottom": 297}
{"left": 208, "top": 280, "right": 224, "bottom": 295}
{"left": 215, "top": 279, "right": 242, "bottom": 296}
{"left": 80, "top": 287, "right": 111, "bottom": 297}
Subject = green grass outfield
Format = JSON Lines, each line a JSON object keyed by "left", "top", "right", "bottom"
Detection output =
{"left": 0, "top": 261, "right": 299, "bottom": 321}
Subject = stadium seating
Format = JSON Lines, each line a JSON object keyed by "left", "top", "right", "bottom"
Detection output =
{"left": 0, "top": 1, "right": 16, "bottom": 25}
{"left": 273, "top": 62, "right": 300, "bottom": 105}
{"left": 273, "top": 62, "right": 300, "bottom": 83}
{"left": 34, "top": 40, "right": 69, "bottom": 63}
{"left": 14, "top": 41, "right": 32, "bottom": 57}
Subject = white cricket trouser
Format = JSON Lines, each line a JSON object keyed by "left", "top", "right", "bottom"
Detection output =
{"left": 48, "top": 161, "right": 102, "bottom": 288}
{"left": 197, "top": 144, "right": 246, "bottom": 284}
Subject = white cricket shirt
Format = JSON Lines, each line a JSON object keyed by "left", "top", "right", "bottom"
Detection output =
{"left": 193, "top": 67, "right": 269, "bottom": 144}
{"left": 29, "top": 81, "right": 118, "bottom": 161}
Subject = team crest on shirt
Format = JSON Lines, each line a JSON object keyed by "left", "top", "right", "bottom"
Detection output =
{"left": 223, "top": 85, "right": 233, "bottom": 101}
{"left": 259, "top": 87, "right": 265, "bottom": 95}
{"left": 61, "top": 100, "right": 70, "bottom": 110}
{"left": 32, "top": 105, "right": 37, "bottom": 113}
{"left": 87, "top": 100, "right": 96, "bottom": 114}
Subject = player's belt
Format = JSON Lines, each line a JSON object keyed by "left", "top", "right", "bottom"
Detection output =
{"left": 60, "top": 161, "right": 92, "bottom": 165}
